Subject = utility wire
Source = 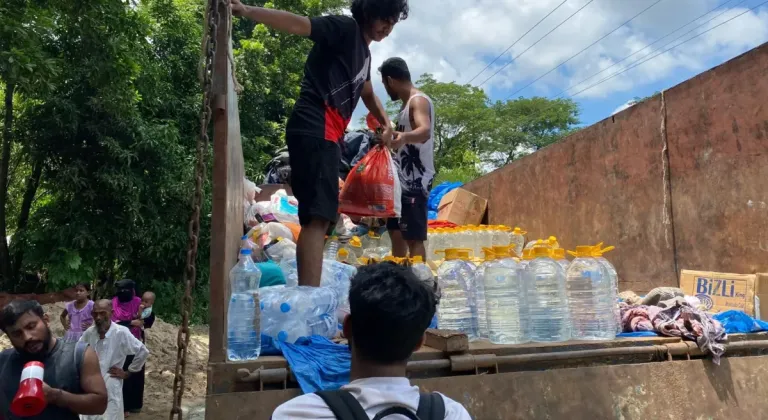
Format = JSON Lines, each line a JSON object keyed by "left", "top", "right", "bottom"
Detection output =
{"left": 566, "top": 0, "right": 768, "bottom": 98}
{"left": 476, "top": 0, "right": 595, "bottom": 88}
{"left": 465, "top": 0, "right": 569, "bottom": 85}
{"left": 505, "top": 0, "right": 663, "bottom": 100}
{"left": 553, "top": 0, "right": 745, "bottom": 98}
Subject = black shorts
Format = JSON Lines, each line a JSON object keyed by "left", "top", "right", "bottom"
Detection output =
{"left": 386, "top": 191, "right": 428, "bottom": 241}
{"left": 287, "top": 134, "right": 341, "bottom": 226}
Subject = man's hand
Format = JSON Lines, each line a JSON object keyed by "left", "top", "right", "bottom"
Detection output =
{"left": 42, "top": 382, "right": 61, "bottom": 405}
{"left": 380, "top": 126, "right": 394, "bottom": 148}
{"left": 108, "top": 366, "right": 129, "bottom": 380}
{"left": 391, "top": 131, "right": 406, "bottom": 150}
{"left": 230, "top": 0, "right": 247, "bottom": 17}
{"left": 130, "top": 319, "right": 143, "bottom": 328}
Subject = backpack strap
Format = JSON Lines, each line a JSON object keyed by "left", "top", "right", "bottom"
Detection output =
{"left": 371, "top": 406, "right": 420, "bottom": 420}
{"left": 416, "top": 392, "right": 446, "bottom": 420}
{"left": 316, "top": 390, "right": 369, "bottom": 420}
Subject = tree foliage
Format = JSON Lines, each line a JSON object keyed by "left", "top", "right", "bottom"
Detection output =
{"left": 387, "top": 74, "right": 580, "bottom": 183}
{"left": 0, "top": 0, "right": 578, "bottom": 324}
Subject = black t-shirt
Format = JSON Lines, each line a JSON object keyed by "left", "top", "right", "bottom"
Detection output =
{"left": 286, "top": 15, "right": 371, "bottom": 143}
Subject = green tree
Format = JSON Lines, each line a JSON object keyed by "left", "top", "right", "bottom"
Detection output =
{"left": 486, "top": 97, "right": 579, "bottom": 166}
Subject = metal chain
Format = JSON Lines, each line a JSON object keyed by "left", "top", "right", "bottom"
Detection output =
{"left": 169, "top": 0, "right": 219, "bottom": 418}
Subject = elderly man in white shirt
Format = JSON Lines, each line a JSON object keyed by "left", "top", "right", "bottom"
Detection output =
{"left": 79, "top": 299, "right": 149, "bottom": 420}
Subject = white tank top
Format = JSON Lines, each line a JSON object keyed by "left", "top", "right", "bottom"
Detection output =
{"left": 394, "top": 92, "right": 435, "bottom": 195}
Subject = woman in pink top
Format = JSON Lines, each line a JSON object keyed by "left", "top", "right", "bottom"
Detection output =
{"left": 59, "top": 283, "right": 94, "bottom": 342}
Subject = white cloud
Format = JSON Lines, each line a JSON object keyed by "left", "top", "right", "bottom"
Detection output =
{"left": 612, "top": 100, "right": 633, "bottom": 115}
{"left": 351, "top": 0, "right": 768, "bottom": 126}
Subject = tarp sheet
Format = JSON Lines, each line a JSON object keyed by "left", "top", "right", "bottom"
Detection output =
{"left": 713, "top": 310, "right": 768, "bottom": 334}
{"left": 259, "top": 335, "right": 351, "bottom": 393}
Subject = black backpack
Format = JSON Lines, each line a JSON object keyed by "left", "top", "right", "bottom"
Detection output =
{"left": 315, "top": 390, "right": 445, "bottom": 420}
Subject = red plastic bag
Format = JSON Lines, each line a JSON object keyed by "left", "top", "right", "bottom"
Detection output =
{"left": 339, "top": 145, "right": 402, "bottom": 218}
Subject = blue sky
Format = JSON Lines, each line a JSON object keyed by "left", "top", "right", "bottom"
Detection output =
{"left": 351, "top": 0, "right": 768, "bottom": 130}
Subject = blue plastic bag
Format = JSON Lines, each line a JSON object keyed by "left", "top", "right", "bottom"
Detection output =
{"left": 280, "top": 336, "right": 351, "bottom": 393}
{"left": 712, "top": 310, "right": 768, "bottom": 334}
{"left": 617, "top": 331, "right": 659, "bottom": 338}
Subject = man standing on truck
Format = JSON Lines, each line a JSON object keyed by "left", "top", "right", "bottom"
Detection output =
{"left": 272, "top": 263, "right": 472, "bottom": 419}
{"left": 231, "top": 0, "right": 406, "bottom": 287}
{"left": 381, "top": 57, "right": 435, "bottom": 260}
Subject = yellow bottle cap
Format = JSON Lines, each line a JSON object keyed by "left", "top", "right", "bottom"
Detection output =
{"left": 522, "top": 249, "right": 533, "bottom": 260}
{"left": 411, "top": 255, "right": 424, "bottom": 263}
{"left": 547, "top": 236, "right": 558, "bottom": 246}
{"left": 349, "top": 236, "right": 362, "bottom": 248}
{"left": 512, "top": 227, "right": 527, "bottom": 235}
{"left": 338, "top": 248, "right": 350, "bottom": 258}
{"left": 567, "top": 245, "right": 595, "bottom": 258}
{"left": 553, "top": 248, "right": 566, "bottom": 259}
{"left": 492, "top": 245, "right": 512, "bottom": 257}
{"left": 482, "top": 247, "right": 496, "bottom": 261}
{"left": 533, "top": 246, "right": 551, "bottom": 258}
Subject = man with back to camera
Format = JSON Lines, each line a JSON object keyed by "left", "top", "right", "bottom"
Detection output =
{"left": 381, "top": 57, "right": 435, "bottom": 260}
{"left": 0, "top": 300, "right": 108, "bottom": 420}
{"left": 230, "top": 0, "right": 408, "bottom": 287}
{"left": 271, "top": 263, "right": 472, "bottom": 419}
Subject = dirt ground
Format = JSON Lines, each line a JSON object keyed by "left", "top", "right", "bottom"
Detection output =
{"left": 0, "top": 302, "right": 209, "bottom": 419}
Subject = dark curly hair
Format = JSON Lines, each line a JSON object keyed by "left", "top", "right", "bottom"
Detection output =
{"left": 348, "top": 262, "right": 436, "bottom": 364}
{"left": 351, "top": 0, "right": 409, "bottom": 28}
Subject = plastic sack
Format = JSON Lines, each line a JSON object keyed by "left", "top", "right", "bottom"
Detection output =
{"left": 247, "top": 222, "right": 295, "bottom": 260}
{"left": 339, "top": 146, "right": 401, "bottom": 218}
{"left": 280, "top": 336, "right": 351, "bottom": 393}
{"left": 269, "top": 190, "right": 300, "bottom": 224}
{"left": 264, "top": 237, "right": 297, "bottom": 263}
{"left": 712, "top": 310, "right": 768, "bottom": 334}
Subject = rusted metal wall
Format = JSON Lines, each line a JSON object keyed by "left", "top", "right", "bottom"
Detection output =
{"left": 206, "top": 356, "right": 768, "bottom": 420}
{"left": 465, "top": 42, "right": 768, "bottom": 293}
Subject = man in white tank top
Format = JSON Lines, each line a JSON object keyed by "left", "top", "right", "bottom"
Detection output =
{"left": 379, "top": 58, "right": 435, "bottom": 259}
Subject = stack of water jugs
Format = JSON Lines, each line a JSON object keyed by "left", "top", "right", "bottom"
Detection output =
{"left": 227, "top": 229, "right": 408, "bottom": 361}
{"left": 433, "top": 227, "right": 620, "bottom": 344}
{"left": 227, "top": 242, "right": 359, "bottom": 361}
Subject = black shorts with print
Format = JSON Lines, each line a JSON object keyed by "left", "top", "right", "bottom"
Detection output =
{"left": 386, "top": 191, "right": 428, "bottom": 242}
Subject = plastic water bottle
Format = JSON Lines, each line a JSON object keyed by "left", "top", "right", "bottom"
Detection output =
{"left": 227, "top": 249, "right": 262, "bottom": 361}
{"left": 592, "top": 243, "right": 621, "bottom": 334}
{"left": 566, "top": 246, "right": 616, "bottom": 340}
{"left": 436, "top": 249, "right": 477, "bottom": 339}
{"left": 484, "top": 248, "right": 526, "bottom": 344}
{"left": 472, "top": 249, "right": 496, "bottom": 340}
{"left": 519, "top": 249, "right": 533, "bottom": 270}
{"left": 526, "top": 246, "right": 569, "bottom": 342}
{"left": 260, "top": 286, "right": 339, "bottom": 342}
{"left": 510, "top": 227, "right": 526, "bottom": 257}
{"left": 324, "top": 236, "right": 340, "bottom": 260}
{"left": 410, "top": 256, "right": 438, "bottom": 328}
{"left": 321, "top": 259, "right": 357, "bottom": 331}
{"left": 553, "top": 248, "right": 570, "bottom": 271}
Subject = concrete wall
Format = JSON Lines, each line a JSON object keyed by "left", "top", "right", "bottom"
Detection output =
{"left": 465, "top": 42, "right": 768, "bottom": 293}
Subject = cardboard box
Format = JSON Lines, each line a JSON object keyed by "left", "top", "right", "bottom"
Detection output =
{"left": 437, "top": 188, "right": 488, "bottom": 226}
{"left": 756, "top": 273, "right": 768, "bottom": 320}
{"left": 679, "top": 269, "right": 768, "bottom": 315}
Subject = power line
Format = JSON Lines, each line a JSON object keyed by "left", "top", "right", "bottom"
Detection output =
{"left": 505, "top": 0, "right": 663, "bottom": 100}
{"left": 565, "top": 0, "right": 768, "bottom": 99}
{"left": 552, "top": 0, "right": 745, "bottom": 98}
{"left": 476, "top": 0, "right": 596, "bottom": 88}
{"left": 465, "top": 0, "right": 569, "bottom": 85}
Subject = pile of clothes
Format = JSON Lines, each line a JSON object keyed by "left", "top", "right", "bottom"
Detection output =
{"left": 619, "top": 287, "right": 727, "bottom": 364}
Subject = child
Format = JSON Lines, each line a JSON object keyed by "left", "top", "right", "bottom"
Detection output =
{"left": 137, "top": 291, "right": 155, "bottom": 322}
{"left": 60, "top": 282, "right": 94, "bottom": 342}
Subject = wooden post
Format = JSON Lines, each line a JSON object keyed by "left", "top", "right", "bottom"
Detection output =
{"left": 208, "top": 1, "right": 244, "bottom": 366}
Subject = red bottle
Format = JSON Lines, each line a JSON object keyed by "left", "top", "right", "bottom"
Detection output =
{"left": 10, "top": 361, "right": 47, "bottom": 417}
